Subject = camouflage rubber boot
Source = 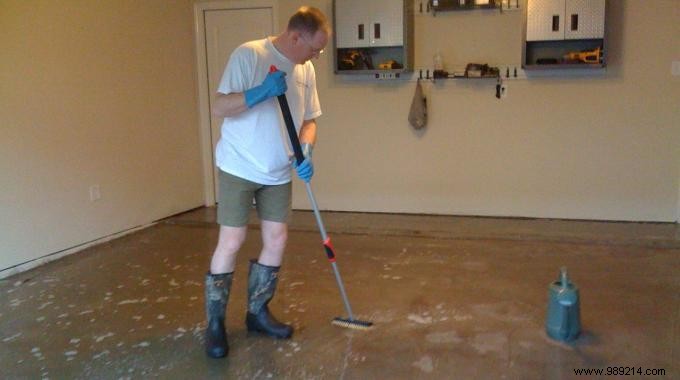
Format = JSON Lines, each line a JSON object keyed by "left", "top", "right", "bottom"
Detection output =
{"left": 205, "top": 272, "right": 233, "bottom": 358}
{"left": 245, "top": 260, "right": 293, "bottom": 339}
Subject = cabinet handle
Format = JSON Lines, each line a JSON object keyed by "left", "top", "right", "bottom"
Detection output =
{"left": 571, "top": 14, "right": 578, "bottom": 31}
{"left": 374, "top": 23, "right": 381, "bottom": 39}
{"left": 552, "top": 15, "right": 560, "bottom": 32}
{"left": 358, "top": 24, "right": 364, "bottom": 40}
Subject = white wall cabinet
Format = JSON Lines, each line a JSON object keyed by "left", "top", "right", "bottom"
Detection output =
{"left": 527, "top": 0, "right": 605, "bottom": 41}
{"left": 335, "top": 0, "right": 404, "bottom": 48}
{"left": 333, "top": 0, "right": 413, "bottom": 74}
{"left": 524, "top": 0, "right": 606, "bottom": 69}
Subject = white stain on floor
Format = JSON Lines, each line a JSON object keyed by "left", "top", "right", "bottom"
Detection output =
{"left": 117, "top": 298, "right": 147, "bottom": 305}
{"left": 93, "top": 350, "right": 110, "bottom": 360}
{"left": 471, "top": 303, "right": 531, "bottom": 323}
{"left": 9, "top": 298, "right": 24, "bottom": 307}
{"left": 470, "top": 332, "right": 508, "bottom": 355}
{"left": 64, "top": 350, "right": 78, "bottom": 361}
{"left": 31, "top": 347, "right": 43, "bottom": 359}
{"left": 368, "top": 309, "right": 397, "bottom": 323}
{"left": 94, "top": 332, "right": 115, "bottom": 342}
{"left": 412, "top": 355, "right": 434, "bottom": 373}
{"left": 407, "top": 314, "right": 433, "bottom": 324}
{"left": 3, "top": 333, "right": 22, "bottom": 342}
{"left": 426, "top": 331, "right": 463, "bottom": 344}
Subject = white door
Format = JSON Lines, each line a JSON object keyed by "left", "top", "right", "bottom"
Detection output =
{"left": 526, "top": 0, "right": 566, "bottom": 41}
{"left": 202, "top": 7, "right": 274, "bottom": 200}
{"left": 335, "top": 0, "right": 370, "bottom": 48}
{"left": 564, "top": 0, "right": 605, "bottom": 40}
{"left": 368, "top": 0, "right": 403, "bottom": 47}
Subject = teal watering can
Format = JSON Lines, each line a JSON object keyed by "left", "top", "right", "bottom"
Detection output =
{"left": 545, "top": 267, "right": 581, "bottom": 341}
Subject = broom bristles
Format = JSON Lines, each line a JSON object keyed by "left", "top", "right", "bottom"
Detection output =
{"left": 331, "top": 317, "right": 374, "bottom": 330}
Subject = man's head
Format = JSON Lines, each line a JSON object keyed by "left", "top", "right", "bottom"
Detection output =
{"left": 281, "top": 6, "right": 331, "bottom": 64}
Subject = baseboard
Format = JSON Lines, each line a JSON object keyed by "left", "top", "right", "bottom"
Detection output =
{"left": 0, "top": 223, "right": 155, "bottom": 280}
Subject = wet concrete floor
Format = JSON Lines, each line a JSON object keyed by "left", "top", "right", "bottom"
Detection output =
{"left": 1, "top": 207, "right": 678, "bottom": 379}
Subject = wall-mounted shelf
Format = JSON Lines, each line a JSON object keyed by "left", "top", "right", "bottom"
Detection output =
{"left": 432, "top": 0, "right": 497, "bottom": 12}
{"left": 524, "top": 63, "right": 604, "bottom": 70}
{"left": 424, "top": 0, "right": 519, "bottom": 15}
{"left": 417, "top": 68, "right": 504, "bottom": 99}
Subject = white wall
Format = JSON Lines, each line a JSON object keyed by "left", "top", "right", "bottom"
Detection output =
{"left": 287, "top": 0, "right": 680, "bottom": 222}
{"left": 1, "top": 0, "right": 678, "bottom": 274}
{"left": 1, "top": 0, "right": 204, "bottom": 273}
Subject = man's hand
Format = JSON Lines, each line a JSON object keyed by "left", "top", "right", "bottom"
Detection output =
{"left": 244, "top": 70, "right": 287, "bottom": 108}
{"left": 293, "top": 143, "right": 314, "bottom": 182}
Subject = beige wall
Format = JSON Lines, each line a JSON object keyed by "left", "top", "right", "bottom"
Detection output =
{"left": 286, "top": 0, "right": 680, "bottom": 222}
{"left": 1, "top": 0, "right": 203, "bottom": 271}
{"left": 1, "top": 0, "right": 678, "bottom": 273}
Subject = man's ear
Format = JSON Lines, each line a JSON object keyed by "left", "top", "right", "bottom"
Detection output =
{"left": 290, "top": 30, "right": 303, "bottom": 45}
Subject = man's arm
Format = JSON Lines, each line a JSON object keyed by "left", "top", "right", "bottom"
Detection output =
{"left": 213, "top": 70, "right": 288, "bottom": 118}
{"left": 299, "top": 119, "right": 317, "bottom": 146}
{"left": 212, "top": 92, "right": 248, "bottom": 118}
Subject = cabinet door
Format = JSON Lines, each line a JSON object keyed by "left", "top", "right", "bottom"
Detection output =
{"left": 564, "top": 0, "right": 605, "bottom": 39}
{"left": 368, "top": 0, "right": 403, "bottom": 47}
{"left": 335, "top": 0, "right": 371, "bottom": 48}
{"left": 526, "top": 0, "right": 566, "bottom": 41}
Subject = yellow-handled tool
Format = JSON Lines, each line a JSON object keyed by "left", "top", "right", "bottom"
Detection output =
{"left": 564, "top": 47, "right": 602, "bottom": 63}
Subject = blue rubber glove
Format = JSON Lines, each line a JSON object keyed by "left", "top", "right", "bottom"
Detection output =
{"left": 293, "top": 143, "right": 314, "bottom": 182}
{"left": 244, "top": 70, "right": 287, "bottom": 108}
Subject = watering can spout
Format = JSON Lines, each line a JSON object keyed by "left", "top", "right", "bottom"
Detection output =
{"left": 560, "top": 267, "right": 568, "bottom": 289}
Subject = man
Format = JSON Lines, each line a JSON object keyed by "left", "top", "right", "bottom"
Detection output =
{"left": 204, "top": 6, "right": 331, "bottom": 359}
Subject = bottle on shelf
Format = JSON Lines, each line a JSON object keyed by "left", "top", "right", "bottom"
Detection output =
{"left": 433, "top": 51, "right": 448, "bottom": 78}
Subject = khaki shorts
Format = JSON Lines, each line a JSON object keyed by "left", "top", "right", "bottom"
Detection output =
{"left": 217, "top": 170, "right": 291, "bottom": 227}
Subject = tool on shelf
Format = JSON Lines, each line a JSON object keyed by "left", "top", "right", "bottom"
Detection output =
{"left": 563, "top": 46, "right": 602, "bottom": 64}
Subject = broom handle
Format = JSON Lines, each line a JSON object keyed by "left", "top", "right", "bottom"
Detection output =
{"left": 270, "top": 65, "right": 356, "bottom": 321}
{"left": 270, "top": 66, "right": 305, "bottom": 166}
{"left": 304, "top": 182, "right": 355, "bottom": 320}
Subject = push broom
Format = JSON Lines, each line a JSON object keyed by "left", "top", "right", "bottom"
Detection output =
{"left": 270, "top": 65, "right": 373, "bottom": 331}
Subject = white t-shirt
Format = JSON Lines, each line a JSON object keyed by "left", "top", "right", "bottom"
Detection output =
{"left": 215, "top": 37, "right": 322, "bottom": 185}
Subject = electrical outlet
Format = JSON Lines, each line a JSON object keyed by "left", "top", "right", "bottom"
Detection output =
{"left": 672, "top": 61, "right": 680, "bottom": 77}
{"left": 89, "top": 185, "right": 101, "bottom": 202}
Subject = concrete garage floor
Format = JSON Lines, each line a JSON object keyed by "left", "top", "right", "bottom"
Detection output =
{"left": 1, "top": 207, "right": 678, "bottom": 379}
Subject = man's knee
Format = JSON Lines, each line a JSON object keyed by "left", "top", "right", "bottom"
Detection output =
{"left": 216, "top": 227, "right": 247, "bottom": 254}
{"left": 263, "top": 224, "right": 287, "bottom": 251}
{"left": 218, "top": 238, "right": 244, "bottom": 255}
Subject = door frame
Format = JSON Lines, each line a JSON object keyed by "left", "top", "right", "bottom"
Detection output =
{"left": 193, "top": 0, "right": 279, "bottom": 206}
